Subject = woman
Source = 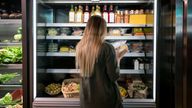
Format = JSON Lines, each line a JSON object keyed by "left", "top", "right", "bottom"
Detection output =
{"left": 76, "top": 16, "right": 124, "bottom": 108}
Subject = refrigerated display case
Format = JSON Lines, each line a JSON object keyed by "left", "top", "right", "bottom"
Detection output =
{"left": 31, "top": 0, "right": 157, "bottom": 107}
{"left": 0, "top": 0, "right": 23, "bottom": 107}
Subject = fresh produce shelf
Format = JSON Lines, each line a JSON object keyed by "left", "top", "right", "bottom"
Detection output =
{"left": 38, "top": 36, "right": 153, "bottom": 40}
{"left": 37, "top": 23, "right": 153, "bottom": 27}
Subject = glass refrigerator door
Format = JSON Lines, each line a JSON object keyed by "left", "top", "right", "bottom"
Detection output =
{"left": 33, "top": 0, "right": 157, "bottom": 107}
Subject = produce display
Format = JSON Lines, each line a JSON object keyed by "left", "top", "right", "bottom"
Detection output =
{"left": 45, "top": 83, "right": 61, "bottom": 96}
{"left": 61, "top": 79, "right": 80, "bottom": 98}
{"left": 127, "top": 80, "right": 148, "bottom": 99}
{"left": 62, "top": 82, "right": 80, "bottom": 93}
{"left": 13, "top": 27, "right": 22, "bottom": 42}
{"left": 0, "top": 93, "right": 21, "bottom": 106}
{"left": 0, "top": 73, "right": 20, "bottom": 84}
{"left": 0, "top": 27, "right": 22, "bottom": 43}
{"left": 0, "top": 47, "right": 22, "bottom": 64}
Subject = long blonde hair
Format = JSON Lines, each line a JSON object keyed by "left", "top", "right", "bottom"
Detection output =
{"left": 76, "top": 16, "right": 107, "bottom": 77}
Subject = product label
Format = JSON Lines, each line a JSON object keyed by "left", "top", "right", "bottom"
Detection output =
{"left": 109, "top": 13, "right": 115, "bottom": 23}
{"left": 69, "top": 12, "right": 75, "bottom": 22}
{"left": 76, "top": 13, "right": 82, "bottom": 22}
{"left": 84, "top": 13, "right": 89, "bottom": 22}
{"left": 103, "top": 12, "right": 108, "bottom": 22}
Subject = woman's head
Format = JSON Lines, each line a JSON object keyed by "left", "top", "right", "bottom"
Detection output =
{"left": 76, "top": 16, "right": 107, "bottom": 77}
{"left": 83, "top": 15, "right": 107, "bottom": 41}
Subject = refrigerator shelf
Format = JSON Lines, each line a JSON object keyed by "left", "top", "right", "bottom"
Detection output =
{"left": 0, "top": 19, "right": 22, "bottom": 25}
{"left": 37, "top": 23, "right": 153, "bottom": 27}
{"left": 41, "top": 0, "right": 154, "bottom": 4}
{"left": 37, "top": 35, "right": 153, "bottom": 40}
{"left": 33, "top": 98, "right": 156, "bottom": 107}
{"left": 0, "top": 64, "right": 22, "bottom": 70}
{"left": 38, "top": 52, "right": 153, "bottom": 57}
{"left": 37, "top": 52, "right": 153, "bottom": 57}
{"left": 0, "top": 84, "right": 22, "bottom": 88}
{"left": 0, "top": 42, "right": 22, "bottom": 46}
{"left": 39, "top": 69, "right": 145, "bottom": 74}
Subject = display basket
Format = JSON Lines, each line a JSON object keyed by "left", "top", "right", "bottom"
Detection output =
{"left": 61, "top": 78, "right": 80, "bottom": 98}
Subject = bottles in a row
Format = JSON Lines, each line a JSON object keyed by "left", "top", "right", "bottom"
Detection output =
{"left": 69, "top": 5, "right": 117, "bottom": 23}
{"left": 69, "top": 5, "right": 153, "bottom": 24}
{"left": 134, "top": 59, "right": 152, "bottom": 70}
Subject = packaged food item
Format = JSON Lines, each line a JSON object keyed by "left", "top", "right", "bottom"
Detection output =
{"left": 133, "top": 28, "right": 144, "bottom": 36}
{"left": 134, "top": 59, "right": 139, "bottom": 70}
{"left": 108, "top": 28, "right": 121, "bottom": 36}
{"left": 9, "top": 12, "right": 17, "bottom": 19}
{"left": 37, "top": 28, "right": 46, "bottom": 36}
{"left": 60, "top": 28, "right": 72, "bottom": 36}
{"left": 72, "top": 28, "right": 83, "bottom": 36}
{"left": 111, "top": 41, "right": 128, "bottom": 57}
{"left": 45, "top": 83, "right": 61, "bottom": 96}
{"left": 143, "top": 28, "right": 153, "bottom": 35}
{"left": 111, "top": 41, "right": 127, "bottom": 49}
{"left": 48, "top": 42, "right": 58, "bottom": 52}
{"left": 129, "top": 42, "right": 143, "bottom": 53}
{"left": 118, "top": 86, "right": 128, "bottom": 98}
{"left": 1, "top": 10, "right": 9, "bottom": 19}
{"left": 60, "top": 46, "right": 69, "bottom": 52}
{"left": 47, "top": 28, "right": 59, "bottom": 36}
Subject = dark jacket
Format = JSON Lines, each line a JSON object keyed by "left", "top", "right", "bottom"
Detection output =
{"left": 80, "top": 42, "right": 123, "bottom": 108}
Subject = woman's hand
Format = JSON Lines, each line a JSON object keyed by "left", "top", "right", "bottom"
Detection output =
{"left": 116, "top": 45, "right": 128, "bottom": 65}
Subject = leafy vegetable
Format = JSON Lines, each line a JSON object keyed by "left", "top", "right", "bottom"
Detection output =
{"left": 0, "top": 93, "right": 20, "bottom": 106}
{"left": 0, "top": 73, "right": 19, "bottom": 84}
{"left": 0, "top": 47, "right": 22, "bottom": 64}
{"left": 0, "top": 93, "right": 12, "bottom": 105}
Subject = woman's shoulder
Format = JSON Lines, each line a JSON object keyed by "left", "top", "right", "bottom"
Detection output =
{"left": 101, "top": 42, "right": 115, "bottom": 54}
{"left": 102, "top": 42, "right": 114, "bottom": 49}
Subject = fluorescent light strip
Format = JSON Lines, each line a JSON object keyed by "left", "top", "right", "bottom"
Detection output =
{"left": 33, "top": 0, "right": 37, "bottom": 99}
{"left": 153, "top": 0, "right": 157, "bottom": 102}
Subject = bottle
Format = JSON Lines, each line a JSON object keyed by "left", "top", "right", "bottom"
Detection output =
{"left": 84, "top": 5, "right": 90, "bottom": 23}
{"left": 69, "top": 5, "right": 75, "bottom": 23}
{"left": 134, "top": 59, "right": 139, "bottom": 70}
{"left": 114, "top": 6, "right": 118, "bottom": 23}
{"left": 102, "top": 5, "right": 108, "bottom": 22}
{"left": 109, "top": 5, "right": 115, "bottom": 23}
{"left": 91, "top": 6, "right": 95, "bottom": 16}
{"left": 124, "top": 10, "right": 129, "bottom": 23}
{"left": 115, "top": 10, "right": 121, "bottom": 23}
{"left": 74, "top": 6, "right": 78, "bottom": 22}
{"left": 120, "top": 11, "right": 124, "bottom": 23}
{"left": 94, "top": 5, "right": 101, "bottom": 16}
{"left": 76, "top": 5, "right": 83, "bottom": 23}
